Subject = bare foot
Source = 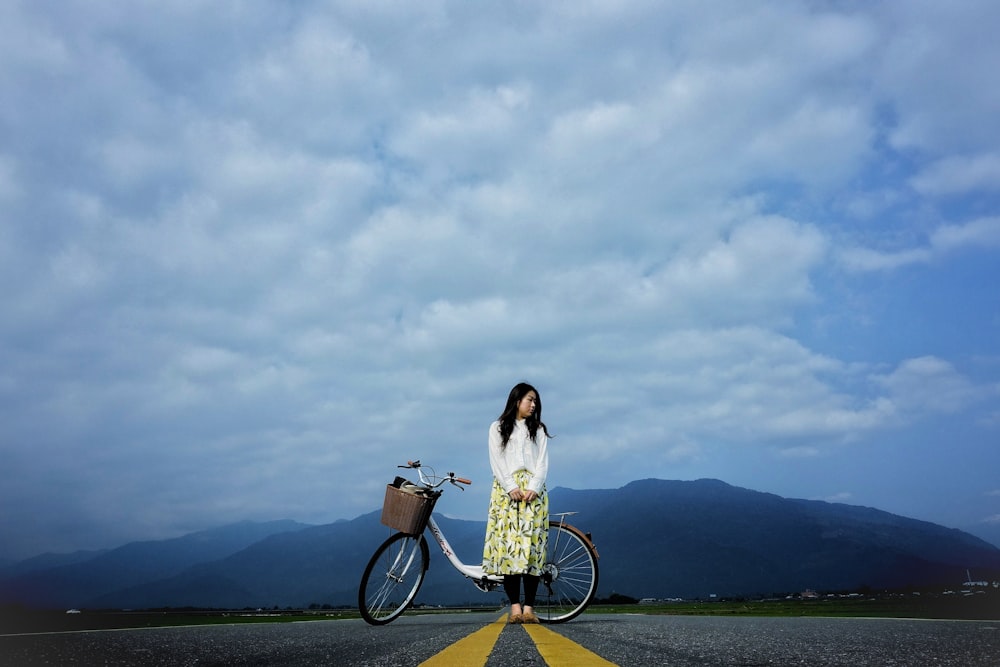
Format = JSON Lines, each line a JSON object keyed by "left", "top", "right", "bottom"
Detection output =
{"left": 508, "top": 603, "right": 524, "bottom": 624}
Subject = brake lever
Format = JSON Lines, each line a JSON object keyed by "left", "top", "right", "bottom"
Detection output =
{"left": 447, "top": 473, "right": 472, "bottom": 490}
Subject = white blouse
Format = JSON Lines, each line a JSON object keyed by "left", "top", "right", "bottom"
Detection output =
{"left": 488, "top": 418, "right": 549, "bottom": 494}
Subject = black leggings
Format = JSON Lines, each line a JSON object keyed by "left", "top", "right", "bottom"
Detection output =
{"left": 503, "top": 574, "right": 540, "bottom": 607}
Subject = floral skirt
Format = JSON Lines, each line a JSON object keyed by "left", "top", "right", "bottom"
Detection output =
{"left": 482, "top": 470, "right": 548, "bottom": 576}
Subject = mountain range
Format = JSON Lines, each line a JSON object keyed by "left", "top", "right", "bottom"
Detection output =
{"left": 2, "top": 479, "right": 999, "bottom": 610}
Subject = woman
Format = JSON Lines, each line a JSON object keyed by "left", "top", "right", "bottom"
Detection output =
{"left": 482, "top": 382, "right": 551, "bottom": 624}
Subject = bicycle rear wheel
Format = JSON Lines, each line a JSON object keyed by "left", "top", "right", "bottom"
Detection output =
{"left": 358, "top": 532, "right": 429, "bottom": 625}
{"left": 536, "top": 521, "right": 599, "bottom": 623}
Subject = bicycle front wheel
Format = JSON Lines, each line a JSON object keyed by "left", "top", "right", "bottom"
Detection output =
{"left": 358, "top": 532, "right": 429, "bottom": 625}
{"left": 536, "top": 521, "right": 599, "bottom": 623}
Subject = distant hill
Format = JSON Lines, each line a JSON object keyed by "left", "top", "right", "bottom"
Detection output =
{"left": 77, "top": 513, "right": 492, "bottom": 610}
{"left": 963, "top": 521, "right": 1000, "bottom": 551}
{"left": 0, "top": 520, "right": 310, "bottom": 610}
{"left": 551, "top": 479, "right": 1000, "bottom": 599}
{"left": 0, "top": 549, "right": 109, "bottom": 579}
{"left": 2, "top": 480, "right": 998, "bottom": 610}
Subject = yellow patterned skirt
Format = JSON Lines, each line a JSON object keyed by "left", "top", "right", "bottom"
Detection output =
{"left": 482, "top": 470, "right": 548, "bottom": 576}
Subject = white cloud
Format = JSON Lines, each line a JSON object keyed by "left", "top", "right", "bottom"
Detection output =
{"left": 932, "top": 217, "right": 1000, "bottom": 251}
{"left": 0, "top": 154, "right": 21, "bottom": 202}
{"left": 391, "top": 84, "right": 536, "bottom": 177}
{"left": 1, "top": 1, "right": 1000, "bottom": 559}
{"left": 777, "top": 446, "right": 822, "bottom": 459}
{"left": 838, "top": 217, "right": 1000, "bottom": 272}
{"left": 837, "top": 246, "right": 932, "bottom": 272}
{"left": 550, "top": 326, "right": 894, "bottom": 458}
{"left": 873, "top": 356, "right": 983, "bottom": 415}
{"left": 876, "top": 0, "right": 1000, "bottom": 154}
{"left": 912, "top": 153, "right": 1000, "bottom": 196}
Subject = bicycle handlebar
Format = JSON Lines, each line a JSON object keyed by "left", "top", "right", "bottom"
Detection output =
{"left": 398, "top": 461, "right": 472, "bottom": 489}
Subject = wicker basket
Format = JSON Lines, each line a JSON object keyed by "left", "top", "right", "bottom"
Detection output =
{"left": 380, "top": 483, "right": 437, "bottom": 535}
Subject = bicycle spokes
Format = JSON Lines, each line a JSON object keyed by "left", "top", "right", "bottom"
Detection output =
{"left": 534, "top": 521, "right": 599, "bottom": 623}
{"left": 358, "top": 533, "right": 430, "bottom": 625}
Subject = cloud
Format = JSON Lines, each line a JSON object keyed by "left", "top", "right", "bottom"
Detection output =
{"left": 932, "top": 217, "right": 1000, "bottom": 251}
{"left": 873, "top": 356, "right": 985, "bottom": 416}
{"left": 838, "top": 217, "right": 1000, "bottom": 272}
{"left": 875, "top": 0, "right": 1000, "bottom": 154}
{"left": 550, "top": 326, "right": 903, "bottom": 460}
{"left": 777, "top": 446, "right": 822, "bottom": 459}
{"left": 912, "top": 153, "right": 1000, "bottom": 196}
{"left": 1, "top": 1, "right": 1000, "bottom": 559}
{"left": 0, "top": 155, "right": 21, "bottom": 203}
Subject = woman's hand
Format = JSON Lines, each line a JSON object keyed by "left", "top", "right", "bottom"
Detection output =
{"left": 510, "top": 488, "right": 538, "bottom": 503}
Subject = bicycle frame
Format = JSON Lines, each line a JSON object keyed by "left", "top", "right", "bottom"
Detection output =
{"left": 424, "top": 514, "right": 502, "bottom": 588}
{"left": 423, "top": 512, "right": 598, "bottom": 589}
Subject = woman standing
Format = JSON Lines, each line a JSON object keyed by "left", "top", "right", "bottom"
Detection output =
{"left": 482, "top": 382, "right": 551, "bottom": 624}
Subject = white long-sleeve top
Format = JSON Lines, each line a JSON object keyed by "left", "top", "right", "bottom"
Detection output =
{"left": 488, "top": 418, "right": 549, "bottom": 494}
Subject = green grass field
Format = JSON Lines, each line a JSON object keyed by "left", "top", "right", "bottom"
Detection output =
{"left": 592, "top": 594, "right": 999, "bottom": 620}
{"left": 3, "top": 593, "right": 997, "bottom": 635}
{"left": 0, "top": 608, "right": 361, "bottom": 634}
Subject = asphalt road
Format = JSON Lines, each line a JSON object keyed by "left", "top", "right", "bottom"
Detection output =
{"left": 2, "top": 612, "right": 999, "bottom": 666}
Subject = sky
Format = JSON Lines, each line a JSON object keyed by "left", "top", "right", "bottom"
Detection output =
{"left": 2, "top": 0, "right": 1000, "bottom": 562}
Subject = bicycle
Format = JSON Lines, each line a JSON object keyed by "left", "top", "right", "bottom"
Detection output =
{"left": 358, "top": 460, "right": 600, "bottom": 625}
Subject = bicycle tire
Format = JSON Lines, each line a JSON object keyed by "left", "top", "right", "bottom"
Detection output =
{"left": 536, "top": 521, "right": 600, "bottom": 623}
{"left": 358, "top": 532, "right": 429, "bottom": 625}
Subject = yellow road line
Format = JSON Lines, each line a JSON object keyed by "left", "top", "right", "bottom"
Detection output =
{"left": 418, "top": 614, "right": 508, "bottom": 667}
{"left": 524, "top": 623, "right": 619, "bottom": 666}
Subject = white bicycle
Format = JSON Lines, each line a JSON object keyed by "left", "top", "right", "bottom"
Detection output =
{"left": 358, "top": 461, "right": 600, "bottom": 625}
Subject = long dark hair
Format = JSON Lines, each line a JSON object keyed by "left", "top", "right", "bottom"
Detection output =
{"left": 497, "top": 382, "right": 551, "bottom": 449}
